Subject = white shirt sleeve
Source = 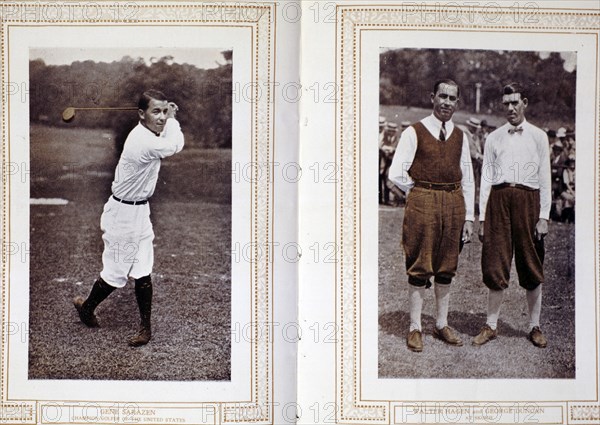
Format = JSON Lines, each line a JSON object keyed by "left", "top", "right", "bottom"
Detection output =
{"left": 479, "top": 132, "right": 496, "bottom": 221}
{"left": 537, "top": 131, "right": 552, "bottom": 220}
{"left": 388, "top": 126, "right": 417, "bottom": 194}
{"left": 143, "top": 118, "right": 185, "bottom": 161}
{"left": 460, "top": 133, "right": 475, "bottom": 221}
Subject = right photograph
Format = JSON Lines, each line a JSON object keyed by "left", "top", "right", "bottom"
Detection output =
{"left": 378, "top": 48, "right": 576, "bottom": 379}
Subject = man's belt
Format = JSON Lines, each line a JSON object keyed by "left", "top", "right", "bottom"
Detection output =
{"left": 112, "top": 195, "right": 148, "bottom": 205}
{"left": 493, "top": 183, "right": 537, "bottom": 191}
{"left": 413, "top": 181, "right": 461, "bottom": 191}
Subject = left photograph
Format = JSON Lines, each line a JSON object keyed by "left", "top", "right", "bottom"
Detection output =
{"left": 28, "top": 48, "right": 233, "bottom": 381}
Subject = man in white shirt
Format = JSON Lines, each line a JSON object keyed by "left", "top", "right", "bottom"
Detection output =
{"left": 74, "top": 89, "right": 185, "bottom": 347}
{"left": 474, "top": 82, "right": 551, "bottom": 348}
{"left": 388, "top": 79, "right": 474, "bottom": 352}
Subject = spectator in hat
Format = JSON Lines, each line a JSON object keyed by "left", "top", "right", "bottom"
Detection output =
{"left": 459, "top": 117, "right": 484, "bottom": 204}
{"left": 480, "top": 119, "right": 491, "bottom": 151}
{"left": 551, "top": 141, "right": 568, "bottom": 192}
{"left": 550, "top": 141, "right": 569, "bottom": 220}
{"left": 386, "top": 122, "right": 408, "bottom": 206}
{"left": 561, "top": 154, "right": 575, "bottom": 223}
{"left": 379, "top": 117, "right": 388, "bottom": 204}
{"left": 378, "top": 116, "right": 388, "bottom": 148}
{"left": 379, "top": 122, "right": 399, "bottom": 205}
{"left": 381, "top": 121, "right": 413, "bottom": 207}
{"left": 565, "top": 128, "right": 576, "bottom": 156}
{"left": 556, "top": 127, "right": 570, "bottom": 156}
{"left": 462, "top": 117, "right": 484, "bottom": 159}
{"left": 546, "top": 129, "right": 557, "bottom": 149}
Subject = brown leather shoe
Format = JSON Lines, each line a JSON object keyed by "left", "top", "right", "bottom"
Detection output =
{"left": 128, "top": 327, "right": 152, "bottom": 347}
{"left": 472, "top": 324, "right": 497, "bottom": 346}
{"left": 529, "top": 326, "right": 547, "bottom": 348}
{"left": 73, "top": 296, "right": 99, "bottom": 328}
{"left": 407, "top": 330, "right": 423, "bottom": 352}
{"left": 433, "top": 326, "right": 463, "bottom": 346}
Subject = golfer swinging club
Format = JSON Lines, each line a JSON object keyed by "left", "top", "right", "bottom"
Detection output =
{"left": 73, "top": 89, "right": 184, "bottom": 347}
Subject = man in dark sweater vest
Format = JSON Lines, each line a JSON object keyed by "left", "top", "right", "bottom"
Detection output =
{"left": 389, "top": 79, "right": 475, "bottom": 352}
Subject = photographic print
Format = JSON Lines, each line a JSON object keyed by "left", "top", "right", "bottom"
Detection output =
{"left": 377, "top": 47, "right": 577, "bottom": 379}
{"left": 2, "top": 3, "right": 281, "bottom": 423}
{"left": 299, "top": 3, "right": 600, "bottom": 424}
{"left": 28, "top": 47, "right": 233, "bottom": 381}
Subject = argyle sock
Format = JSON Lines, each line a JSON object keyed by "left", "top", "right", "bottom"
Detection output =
{"left": 486, "top": 289, "right": 504, "bottom": 330}
{"left": 526, "top": 285, "right": 543, "bottom": 330}
{"left": 434, "top": 283, "right": 451, "bottom": 330}
{"left": 408, "top": 285, "right": 425, "bottom": 332}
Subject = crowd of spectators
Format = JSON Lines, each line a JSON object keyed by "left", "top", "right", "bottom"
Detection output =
{"left": 548, "top": 127, "right": 576, "bottom": 223}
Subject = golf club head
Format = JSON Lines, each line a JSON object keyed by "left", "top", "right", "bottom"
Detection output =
{"left": 62, "top": 107, "right": 76, "bottom": 122}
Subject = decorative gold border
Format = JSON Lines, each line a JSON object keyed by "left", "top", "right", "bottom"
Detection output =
{"left": 0, "top": 2, "right": 276, "bottom": 424}
{"left": 335, "top": 4, "right": 599, "bottom": 424}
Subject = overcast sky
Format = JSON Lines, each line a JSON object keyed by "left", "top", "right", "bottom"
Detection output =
{"left": 30, "top": 47, "right": 228, "bottom": 69}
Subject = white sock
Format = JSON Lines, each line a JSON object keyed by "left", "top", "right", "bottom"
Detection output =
{"left": 486, "top": 289, "right": 504, "bottom": 330}
{"left": 526, "top": 285, "right": 543, "bottom": 330}
{"left": 408, "top": 285, "right": 425, "bottom": 332}
{"left": 434, "top": 283, "right": 451, "bottom": 330}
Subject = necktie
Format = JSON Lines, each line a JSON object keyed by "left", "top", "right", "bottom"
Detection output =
{"left": 439, "top": 122, "right": 447, "bottom": 141}
{"left": 508, "top": 126, "right": 523, "bottom": 135}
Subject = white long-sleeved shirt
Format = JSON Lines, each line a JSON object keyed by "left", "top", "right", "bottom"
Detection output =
{"left": 111, "top": 118, "right": 185, "bottom": 201}
{"left": 479, "top": 119, "right": 551, "bottom": 220}
{"left": 388, "top": 114, "right": 475, "bottom": 221}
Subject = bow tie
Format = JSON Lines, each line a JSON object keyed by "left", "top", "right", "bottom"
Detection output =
{"left": 508, "top": 126, "right": 523, "bottom": 135}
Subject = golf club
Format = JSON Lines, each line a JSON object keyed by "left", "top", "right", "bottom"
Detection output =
{"left": 62, "top": 106, "right": 138, "bottom": 122}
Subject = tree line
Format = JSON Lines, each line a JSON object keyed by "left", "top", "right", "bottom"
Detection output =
{"left": 380, "top": 48, "right": 576, "bottom": 122}
{"left": 30, "top": 53, "right": 233, "bottom": 150}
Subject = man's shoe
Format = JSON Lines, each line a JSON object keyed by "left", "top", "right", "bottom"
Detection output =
{"left": 529, "top": 326, "right": 547, "bottom": 348}
{"left": 73, "top": 278, "right": 115, "bottom": 328}
{"left": 472, "top": 324, "right": 497, "bottom": 346}
{"left": 407, "top": 330, "right": 423, "bottom": 352}
{"left": 433, "top": 326, "right": 463, "bottom": 346}
{"left": 73, "top": 296, "right": 99, "bottom": 327}
{"left": 128, "top": 327, "right": 152, "bottom": 347}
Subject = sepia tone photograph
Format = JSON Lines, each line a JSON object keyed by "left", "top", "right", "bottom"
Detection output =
{"left": 28, "top": 47, "right": 233, "bottom": 381}
{"left": 377, "top": 48, "right": 576, "bottom": 379}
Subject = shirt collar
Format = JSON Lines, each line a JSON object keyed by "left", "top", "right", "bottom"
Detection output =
{"left": 509, "top": 118, "right": 528, "bottom": 130}
{"left": 429, "top": 113, "right": 454, "bottom": 132}
{"left": 139, "top": 121, "right": 162, "bottom": 137}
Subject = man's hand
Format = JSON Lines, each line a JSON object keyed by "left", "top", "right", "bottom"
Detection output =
{"left": 478, "top": 221, "right": 484, "bottom": 243}
{"left": 462, "top": 220, "right": 474, "bottom": 243}
{"left": 534, "top": 218, "right": 548, "bottom": 241}
{"left": 167, "top": 102, "right": 179, "bottom": 119}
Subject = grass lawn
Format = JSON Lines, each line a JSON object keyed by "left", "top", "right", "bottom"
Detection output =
{"left": 28, "top": 124, "right": 231, "bottom": 381}
{"left": 377, "top": 105, "right": 576, "bottom": 379}
{"left": 378, "top": 205, "right": 575, "bottom": 379}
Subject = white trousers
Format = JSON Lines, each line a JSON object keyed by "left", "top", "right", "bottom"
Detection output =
{"left": 99, "top": 196, "right": 154, "bottom": 288}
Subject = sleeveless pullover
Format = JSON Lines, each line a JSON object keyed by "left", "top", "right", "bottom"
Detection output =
{"left": 408, "top": 121, "right": 464, "bottom": 183}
